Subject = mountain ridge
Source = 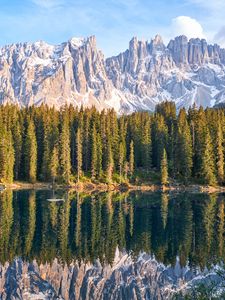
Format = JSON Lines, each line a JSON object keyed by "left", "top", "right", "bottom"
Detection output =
{"left": 0, "top": 34, "right": 225, "bottom": 113}
{"left": 1, "top": 252, "right": 223, "bottom": 300}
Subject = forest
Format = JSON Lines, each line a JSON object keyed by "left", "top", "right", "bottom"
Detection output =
{"left": 0, "top": 101, "right": 224, "bottom": 186}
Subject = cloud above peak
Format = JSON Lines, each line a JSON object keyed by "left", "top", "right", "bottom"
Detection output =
{"left": 171, "top": 16, "right": 206, "bottom": 40}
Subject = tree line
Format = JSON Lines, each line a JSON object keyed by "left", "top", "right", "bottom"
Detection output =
{"left": 0, "top": 102, "right": 224, "bottom": 185}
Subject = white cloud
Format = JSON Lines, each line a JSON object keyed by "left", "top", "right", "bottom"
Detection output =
{"left": 31, "top": 0, "right": 64, "bottom": 9}
{"left": 171, "top": 16, "right": 206, "bottom": 40}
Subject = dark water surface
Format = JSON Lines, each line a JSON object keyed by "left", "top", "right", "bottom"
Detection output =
{"left": 0, "top": 189, "right": 224, "bottom": 266}
{"left": 0, "top": 190, "right": 224, "bottom": 299}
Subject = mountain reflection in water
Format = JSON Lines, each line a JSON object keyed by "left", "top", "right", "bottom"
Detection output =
{"left": 0, "top": 190, "right": 224, "bottom": 299}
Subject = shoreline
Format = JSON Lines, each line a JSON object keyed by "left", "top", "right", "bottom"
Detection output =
{"left": 1, "top": 181, "right": 225, "bottom": 194}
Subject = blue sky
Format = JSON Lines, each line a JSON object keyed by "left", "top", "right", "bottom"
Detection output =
{"left": 0, "top": 0, "right": 225, "bottom": 56}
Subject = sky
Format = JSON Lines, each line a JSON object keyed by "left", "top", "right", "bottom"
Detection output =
{"left": 0, "top": 0, "right": 225, "bottom": 57}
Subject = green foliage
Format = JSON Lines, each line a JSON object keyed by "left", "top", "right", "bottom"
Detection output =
{"left": 76, "top": 127, "right": 82, "bottom": 182}
{"left": 174, "top": 265, "right": 225, "bottom": 300}
{"left": 59, "top": 109, "right": 71, "bottom": 184}
{"left": 24, "top": 118, "right": 37, "bottom": 183}
{"left": 216, "top": 122, "right": 224, "bottom": 183}
{"left": 201, "top": 129, "right": 217, "bottom": 186}
{"left": 160, "top": 148, "right": 168, "bottom": 185}
{"left": 129, "top": 140, "right": 134, "bottom": 177}
{"left": 175, "top": 109, "right": 193, "bottom": 183}
{"left": 50, "top": 145, "right": 59, "bottom": 184}
{"left": 0, "top": 102, "right": 224, "bottom": 185}
{"left": 0, "top": 126, "right": 15, "bottom": 184}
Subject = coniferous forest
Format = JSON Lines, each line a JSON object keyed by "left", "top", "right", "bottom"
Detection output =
{"left": 0, "top": 101, "right": 224, "bottom": 186}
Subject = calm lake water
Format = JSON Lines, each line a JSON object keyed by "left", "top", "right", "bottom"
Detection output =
{"left": 0, "top": 189, "right": 224, "bottom": 299}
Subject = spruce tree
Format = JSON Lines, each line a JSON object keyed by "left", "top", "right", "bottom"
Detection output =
{"left": 152, "top": 114, "right": 168, "bottom": 169}
{"left": 193, "top": 107, "right": 207, "bottom": 177}
{"left": 176, "top": 109, "right": 193, "bottom": 183}
{"left": 129, "top": 140, "right": 134, "bottom": 177}
{"left": 24, "top": 119, "right": 37, "bottom": 183}
{"left": 201, "top": 129, "right": 217, "bottom": 186}
{"left": 216, "top": 122, "right": 224, "bottom": 183}
{"left": 119, "top": 142, "right": 125, "bottom": 183}
{"left": 5, "top": 130, "right": 15, "bottom": 184}
{"left": 141, "top": 115, "right": 151, "bottom": 170}
{"left": 91, "top": 125, "right": 97, "bottom": 180}
{"left": 106, "top": 141, "right": 114, "bottom": 183}
{"left": 12, "top": 121, "right": 22, "bottom": 180}
{"left": 41, "top": 120, "right": 51, "bottom": 181}
{"left": 160, "top": 148, "right": 168, "bottom": 185}
{"left": 0, "top": 126, "right": 15, "bottom": 184}
{"left": 50, "top": 145, "right": 59, "bottom": 185}
{"left": 59, "top": 110, "right": 71, "bottom": 184}
{"left": 83, "top": 113, "right": 91, "bottom": 172}
{"left": 76, "top": 127, "right": 82, "bottom": 182}
{"left": 96, "top": 132, "right": 102, "bottom": 178}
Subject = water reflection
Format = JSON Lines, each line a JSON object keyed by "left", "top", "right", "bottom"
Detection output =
{"left": 0, "top": 190, "right": 224, "bottom": 268}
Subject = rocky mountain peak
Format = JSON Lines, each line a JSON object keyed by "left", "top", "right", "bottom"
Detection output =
{"left": 69, "top": 35, "right": 97, "bottom": 49}
{"left": 167, "top": 35, "right": 189, "bottom": 64}
{"left": 153, "top": 34, "right": 164, "bottom": 45}
{"left": 150, "top": 34, "right": 165, "bottom": 54}
{"left": 0, "top": 34, "right": 225, "bottom": 113}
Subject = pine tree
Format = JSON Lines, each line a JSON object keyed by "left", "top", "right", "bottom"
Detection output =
{"left": 83, "top": 112, "right": 91, "bottom": 172}
{"left": 176, "top": 109, "right": 193, "bottom": 183}
{"left": 192, "top": 107, "right": 207, "bottom": 177}
{"left": 96, "top": 132, "right": 102, "bottom": 178}
{"left": 0, "top": 126, "right": 15, "bottom": 184}
{"left": 216, "top": 122, "right": 224, "bottom": 183}
{"left": 76, "top": 127, "right": 82, "bottom": 182}
{"left": 152, "top": 114, "right": 168, "bottom": 169}
{"left": 124, "top": 161, "right": 129, "bottom": 182}
{"left": 24, "top": 119, "right": 37, "bottom": 183}
{"left": 12, "top": 121, "right": 22, "bottom": 180}
{"left": 5, "top": 130, "right": 15, "bottom": 184}
{"left": 201, "top": 129, "right": 217, "bottom": 186}
{"left": 59, "top": 111, "right": 71, "bottom": 184}
{"left": 129, "top": 140, "right": 134, "bottom": 177}
{"left": 119, "top": 142, "right": 125, "bottom": 183}
{"left": 106, "top": 141, "right": 114, "bottom": 183}
{"left": 160, "top": 148, "right": 168, "bottom": 185}
{"left": 41, "top": 120, "right": 51, "bottom": 181}
{"left": 141, "top": 115, "right": 151, "bottom": 170}
{"left": 91, "top": 125, "right": 98, "bottom": 180}
{"left": 50, "top": 145, "right": 59, "bottom": 185}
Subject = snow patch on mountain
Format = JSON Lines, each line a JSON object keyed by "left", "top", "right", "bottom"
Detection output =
{"left": 0, "top": 34, "right": 225, "bottom": 112}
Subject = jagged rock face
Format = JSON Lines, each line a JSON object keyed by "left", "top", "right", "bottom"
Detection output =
{"left": 0, "top": 36, "right": 122, "bottom": 111}
{"left": 106, "top": 35, "right": 225, "bottom": 111}
{"left": 0, "top": 34, "right": 225, "bottom": 113}
{"left": 0, "top": 252, "right": 222, "bottom": 300}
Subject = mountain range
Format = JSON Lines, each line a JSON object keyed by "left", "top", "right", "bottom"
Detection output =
{"left": 0, "top": 34, "right": 225, "bottom": 113}
{"left": 0, "top": 251, "right": 223, "bottom": 299}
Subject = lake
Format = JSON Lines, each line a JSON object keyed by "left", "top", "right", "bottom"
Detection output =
{"left": 0, "top": 190, "right": 224, "bottom": 299}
